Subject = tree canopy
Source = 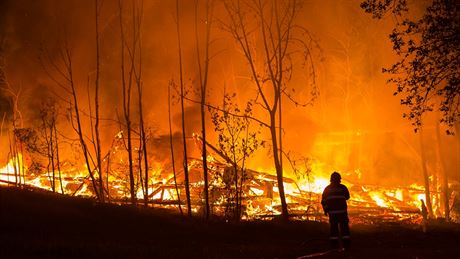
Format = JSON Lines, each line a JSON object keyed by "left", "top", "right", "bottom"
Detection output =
{"left": 361, "top": 0, "right": 460, "bottom": 133}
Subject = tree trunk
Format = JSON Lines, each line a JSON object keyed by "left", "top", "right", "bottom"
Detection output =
{"left": 66, "top": 48, "right": 100, "bottom": 200}
{"left": 419, "top": 128, "right": 434, "bottom": 217}
{"left": 126, "top": 110, "right": 135, "bottom": 205}
{"left": 139, "top": 100, "right": 149, "bottom": 207}
{"left": 136, "top": 32, "right": 149, "bottom": 208}
{"left": 200, "top": 97, "right": 209, "bottom": 219}
{"left": 176, "top": 0, "right": 191, "bottom": 216}
{"left": 195, "top": 0, "right": 212, "bottom": 220}
{"left": 270, "top": 112, "right": 289, "bottom": 220}
{"left": 180, "top": 90, "right": 191, "bottom": 216}
{"left": 53, "top": 123, "right": 64, "bottom": 194}
{"left": 169, "top": 82, "right": 182, "bottom": 215}
{"left": 94, "top": 0, "right": 104, "bottom": 202}
{"left": 118, "top": 0, "right": 136, "bottom": 205}
{"left": 49, "top": 123, "right": 56, "bottom": 192}
{"left": 435, "top": 120, "right": 449, "bottom": 221}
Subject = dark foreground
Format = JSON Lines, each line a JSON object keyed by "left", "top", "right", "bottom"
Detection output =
{"left": 1, "top": 186, "right": 459, "bottom": 258}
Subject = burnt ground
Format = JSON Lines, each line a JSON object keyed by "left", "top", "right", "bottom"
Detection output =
{"left": 1, "top": 186, "right": 459, "bottom": 259}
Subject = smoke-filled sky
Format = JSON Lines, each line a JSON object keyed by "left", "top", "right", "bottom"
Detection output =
{"left": 0, "top": 0, "right": 458, "bottom": 185}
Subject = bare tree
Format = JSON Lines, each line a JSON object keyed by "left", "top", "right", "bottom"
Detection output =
{"left": 93, "top": 0, "right": 105, "bottom": 202}
{"left": 168, "top": 80, "right": 183, "bottom": 214}
{"left": 134, "top": 1, "right": 150, "bottom": 207}
{"left": 223, "top": 0, "right": 318, "bottom": 220}
{"left": 63, "top": 45, "right": 101, "bottom": 200}
{"left": 194, "top": 0, "right": 215, "bottom": 220}
{"left": 134, "top": 2, "right": 150, "bottom": 207}
{"left": 119, "top": 0, "right": 137, "bottom": 205}
{"left": 176, "top": 0, "right": 192, "bottom": 216}
{"left": 34, "top": 1, "right": 114, "bottom": 201}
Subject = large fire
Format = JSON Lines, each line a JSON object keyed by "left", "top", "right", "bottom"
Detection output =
{"left": 0, "top": 149, "right": 435, "bottom": 223}
{"left": 0, "top": 0, "right": 458, "bottom": 227}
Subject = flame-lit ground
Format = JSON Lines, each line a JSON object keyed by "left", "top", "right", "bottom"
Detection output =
{"left": 1, "top": 184, "right": 460, "bottom": 258}
{"left": 1, "top": 152, "right": 440, "bottom": 224}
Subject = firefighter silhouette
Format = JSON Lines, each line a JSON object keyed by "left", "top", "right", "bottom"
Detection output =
{"left": 321, "top": 172, "right": 351, "bottom": 249}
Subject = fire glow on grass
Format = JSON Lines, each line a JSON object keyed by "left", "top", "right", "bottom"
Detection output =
{"left": 0, "top": 153, "right": 431, "bottom": 221}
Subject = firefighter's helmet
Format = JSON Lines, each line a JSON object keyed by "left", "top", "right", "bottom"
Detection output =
{"left": 330, "top": 172, "right": 341, "bottom": 183}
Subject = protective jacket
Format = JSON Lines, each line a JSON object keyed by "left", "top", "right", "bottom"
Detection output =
{"left": 321, "top": 183, "right": 350, "bottom": 215}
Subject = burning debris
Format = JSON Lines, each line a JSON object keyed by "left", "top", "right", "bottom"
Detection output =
{"left": 1, "top": 131, "right": 457, "bottom": 224}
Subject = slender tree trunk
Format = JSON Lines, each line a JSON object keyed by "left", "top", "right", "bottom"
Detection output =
{"left": 41, "top": 115, "right": 54, "bottom": 191}
{"left": 49, "top": 124, "right": 56, "bottom": 192}
{"left": 231, "top": 138, "right": 238, "bottom": 220}
{"left": 106, "top": 154, "right": 111, "bottom": 202}
{"left": 125, "top": 66, "right": 136, "bottom": 205}
{"left": 419, "top": 128, "right": 434, "bottom": 217}
{"left": 278, "top": 87, "right": 283, "bottom": 209}
{"left": 168, "top": 83, "right": 183, "bottom": 215}
{"left": 270, "top": 112, "right": 288, "bottom": 220}
{"left": 180, "top": 80, "right": 191, "bottom": 216}
{"left": 119, "top": 0, "right": 136, "bottom": 205}
{"left": 435, "top": 121, "right": 449, "bottom": 221}
{"left": 131, "top": 0, "right": 149, "bottom": 207}
{"left": 66, "top": 48, "right": 100, "bottom": 200}
{"left": 139, "top": 93, "right": 149, "bottom": 207}
{"left": 276, "top": 3, "right": 284, "bottom": 215}
{"left": 176, "top": 0, "right": 191, "bottom": 216}
{"left": 54, "top": 123, "right": 64, "bottom": 194}
{"left": 19, "top": 142, "right": 25, "bottom": 186}
{"left": 237, "top": 126, "right": 250, "bottom": 221}
{"left": 138, "top": 51, "right": 149, "bottom": 206}
{"left": 94, "top": 0, "right": 105, "bottom": 202}
{"left": 200, "top": 88, "right": 209, "bottom": 218}
{"left": 195, "top": 0, "right": 212, "bottom": 220}
{"left": 140, "top": 64, "right": 149, "bottom": 207}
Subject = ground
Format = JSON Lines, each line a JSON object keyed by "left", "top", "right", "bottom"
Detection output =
{"left": 1, "top": 186, "right": 459, "bottom": 258}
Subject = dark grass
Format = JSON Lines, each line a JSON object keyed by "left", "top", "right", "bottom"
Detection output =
{"left": 1, "top": 186, "right": 459, "bottom": 258}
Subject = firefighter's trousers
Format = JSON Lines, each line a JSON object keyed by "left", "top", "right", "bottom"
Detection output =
{"left": 329, "top": 212, "right": 350, "bottom": 249}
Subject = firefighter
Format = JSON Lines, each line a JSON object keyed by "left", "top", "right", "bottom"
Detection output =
{"left": 321, "top": 172, "right": 351, "bottom": 250}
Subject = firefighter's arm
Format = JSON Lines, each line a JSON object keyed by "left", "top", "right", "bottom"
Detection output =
{"left": 321, "top": 188, "right": 329, "bottom": 215}
{"left": 344, "top": 186, "right": 350, "bottom": 200}
{"left": 321, "top": 203, "right": 328, "bottom": 216}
